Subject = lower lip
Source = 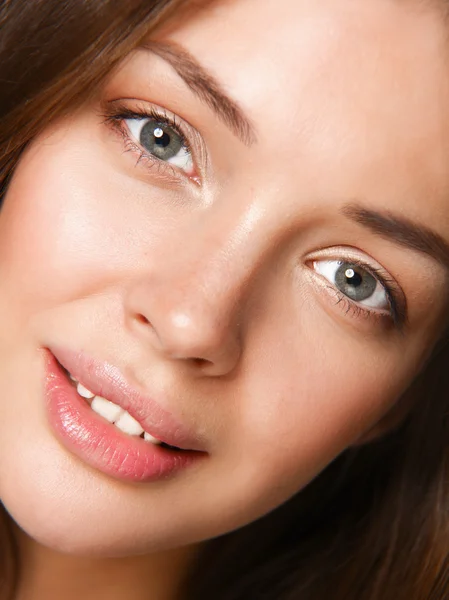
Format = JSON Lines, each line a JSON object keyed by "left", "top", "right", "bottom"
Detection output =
{"left": 44, "top": 351, "right": 200, "bottom": 483}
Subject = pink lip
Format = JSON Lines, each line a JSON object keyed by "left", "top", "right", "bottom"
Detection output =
{"left": 44, "top": 348, "right": 206, "bottom": 483}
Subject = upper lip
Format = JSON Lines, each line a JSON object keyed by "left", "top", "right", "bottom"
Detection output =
{"left": 49, "top": 347, "right": 206, "bottom": 452}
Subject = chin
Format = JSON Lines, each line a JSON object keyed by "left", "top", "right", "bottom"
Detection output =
{"left": 3, "top": 496, "right": 191, "bottom": 558}
{"left": 0, "top": 456, "right": 182, "bottom": 558}
{"left": 0, "top": 454, "right": 222, "bottom": 559}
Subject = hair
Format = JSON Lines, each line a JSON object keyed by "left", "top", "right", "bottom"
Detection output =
{"left": 1, "top": 1, "right": 449, "bottom": 599}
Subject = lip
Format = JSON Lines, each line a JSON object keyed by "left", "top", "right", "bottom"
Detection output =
{"left": 44, "top": 348, "right": 206, "bottom": 483}
{"left": 51, "top": 346, "right": 204, "bottom": 451}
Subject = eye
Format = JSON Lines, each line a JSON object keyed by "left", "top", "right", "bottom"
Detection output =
{"left": 125, "top": 117, "right": 194, "bottom": 173}
{"left": 313, "top": 260, "right": 389, "bottom": 310}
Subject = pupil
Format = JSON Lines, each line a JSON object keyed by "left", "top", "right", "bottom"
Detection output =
{"left": 154, "top": 130, "right": 170, "bottom": 148}
{"left": 345, "top": 268, "right": 362, "bottom": 287}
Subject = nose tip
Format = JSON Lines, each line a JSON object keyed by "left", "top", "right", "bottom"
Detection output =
{"left": 131, "top": 301, "right": 242, "bottom": 376}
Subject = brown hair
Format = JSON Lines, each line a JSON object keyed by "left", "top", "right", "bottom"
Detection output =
{"left": 1, "top": 2, "right": 449, "bottom": 599}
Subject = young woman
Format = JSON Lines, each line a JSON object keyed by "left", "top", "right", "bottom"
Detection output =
{"left": 1, "top": 0, "right": 449, "bottom": 598}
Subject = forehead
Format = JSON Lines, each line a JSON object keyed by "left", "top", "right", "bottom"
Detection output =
{"left": 166, "top": 0, "right": 448, "bottom": 104}
{"left": 159, "top": 0, "right": 449, "bottom": 227}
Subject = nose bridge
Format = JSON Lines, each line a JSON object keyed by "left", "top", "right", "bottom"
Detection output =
{"left": 165, "top": 202, "right": 266, "bottom": 321}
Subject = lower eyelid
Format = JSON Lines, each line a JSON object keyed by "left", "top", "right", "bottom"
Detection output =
{"left": 332, "top": 289, "right": 390, "bottom": 319}
{"left": 331, "top": 291, "right": 396, "bottom": 330}
{"left": 309, "top": 269, "right": 395, "bottom": 327}
{"left": 107, "top": 119, "right": 188, "bottom": 183}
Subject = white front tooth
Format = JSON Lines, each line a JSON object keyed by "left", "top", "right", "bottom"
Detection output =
{"left": 144, "top": 432, "right": 162, "bottom": 445}
{"left": 91, "top": 396, "right": 124, "bottom": 423}
{"left": 77, "top": 383, "right": 95, "bottom": 399}
{"left": 114, "top": 411, "right": 144, "bottom": 436}
{"left": 69, "top": 373, "right": 77, "bottom": 382}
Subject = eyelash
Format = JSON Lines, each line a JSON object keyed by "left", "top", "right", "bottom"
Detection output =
{"left": 314, "top": 258, "right": 406, "bottom": 329}
{"left": 102, "top": 102, "right": 195, "bottom": 181}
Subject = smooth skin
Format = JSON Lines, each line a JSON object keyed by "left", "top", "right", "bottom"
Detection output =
{"left": 1, "top": 0, "right": 449, "bottom": 598}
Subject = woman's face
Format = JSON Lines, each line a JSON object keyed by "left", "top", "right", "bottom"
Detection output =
{"left": 1, "top": 0, "right": 448, "bottom": 556}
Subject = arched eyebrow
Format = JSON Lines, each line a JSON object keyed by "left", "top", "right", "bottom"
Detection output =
{"left": 342, "top": 203, "right": 449, "bottom": 270}
{"left": 141, "top": 40, "right": 257, "bottom": 147}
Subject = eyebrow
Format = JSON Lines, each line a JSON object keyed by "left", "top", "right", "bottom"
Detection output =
{"left": 142, "top": 40, "right": 256, "bottom": 146}
{"left": 342, "top": 203, "right": 449, "bottom": 270}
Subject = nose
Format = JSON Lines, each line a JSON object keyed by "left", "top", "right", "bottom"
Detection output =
{"left": 125, "top": 255, "right": 245, "bottom": 377}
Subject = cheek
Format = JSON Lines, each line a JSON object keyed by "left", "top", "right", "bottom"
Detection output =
{"left": 226, "top": 308, "right": 417, "bottom": 507}
{"left": 0, "top": 134, "right": 109, "bottom": 311}
{"left": 0, "top": 125, "right": 174, "bottom": 318}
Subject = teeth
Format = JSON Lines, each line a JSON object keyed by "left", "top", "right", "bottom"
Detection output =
{"left": 91, "top": 396, "right": 124, "bottom": 423}
{"left": 144, "top": 432, "right": 162, "bottom": 445}
{"left": 114, "top": 411, "right": 144, "bottom": 436}
{"left": 76, "top": 382, "right": 95, "bottom": 399}
{"left": 71, "top": 371, "right": 163, "bottom": 443}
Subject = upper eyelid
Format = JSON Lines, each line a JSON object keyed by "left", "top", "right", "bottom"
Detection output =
{"left": 307, "top": 247, "right": 401, "bottom": 290}
{"left": 108, "top": 103, "right": 191, "bottom": 147}
{"left": 106, "top": 99, "right": 198, "bottom": 141}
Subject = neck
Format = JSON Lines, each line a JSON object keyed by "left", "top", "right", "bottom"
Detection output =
{"left": 12, "top": 521, "right": 199, "bottom": 600}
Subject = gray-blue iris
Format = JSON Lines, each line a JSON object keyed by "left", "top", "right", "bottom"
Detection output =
{"left": 140, "top": 121, "right": 183, "bottom": 161}
{"left": 335, "top": 263, "right": 377, "bottom": 301}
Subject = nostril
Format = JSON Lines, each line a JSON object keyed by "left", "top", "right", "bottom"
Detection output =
{"left": 136, "top": 314, "right": 150, "bottom": 326}
{"left": 192, "top": 357, "right": 211, "bottom": 368}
